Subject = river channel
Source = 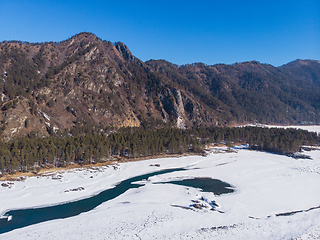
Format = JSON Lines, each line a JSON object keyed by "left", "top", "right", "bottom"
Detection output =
{"left": 0, "top": 167, "right": 234, "bottom": 234}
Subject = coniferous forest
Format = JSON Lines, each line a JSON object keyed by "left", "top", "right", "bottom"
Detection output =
{"left": 0, "top": 34, "right": 320, "bottom": 176}
{"left": 0, "top": 124, "right": 318, "bottom": 175}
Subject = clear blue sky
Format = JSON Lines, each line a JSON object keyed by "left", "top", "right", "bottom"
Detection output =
{"left": 0, "top": 0, "right": 319, "bottom": 66}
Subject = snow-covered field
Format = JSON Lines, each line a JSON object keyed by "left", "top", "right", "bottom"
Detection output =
{"left": 1, "top": 131, "right": 320, "bottom": 239}
{"left": 245, "top": 124, "right": 320, "bottom": 135}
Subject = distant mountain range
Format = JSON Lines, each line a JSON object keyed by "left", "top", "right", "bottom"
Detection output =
{"left": 0, "top": 32, "right": 319, "bottom": 139}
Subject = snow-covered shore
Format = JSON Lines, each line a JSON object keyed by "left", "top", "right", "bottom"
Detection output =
{"left": 1, "top": 143, "right": 320, "bottom": 239}
{"left": 244, "top": 124, "right": 320, "bottom": 135}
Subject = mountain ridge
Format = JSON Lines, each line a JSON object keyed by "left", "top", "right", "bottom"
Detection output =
{"left": 0, "top": 32, "right": 319, "bottom": 139}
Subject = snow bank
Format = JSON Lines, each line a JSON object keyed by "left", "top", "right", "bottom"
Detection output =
{"left": 244, "top": 124, "right": 320, "bottom": 135}
{"left": 0, "top": 146, "right": 320, "bottom": 239}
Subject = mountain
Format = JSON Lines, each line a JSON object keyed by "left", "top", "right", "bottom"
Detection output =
{"left": 0, "top": 33, "right": 319, "bottom": 139}
{"left": 146, "top": 59, "right": 320, "bottom": 124}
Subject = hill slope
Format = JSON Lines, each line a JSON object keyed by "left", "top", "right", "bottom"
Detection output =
{"left": 0, "top": 33, "right": 319, "bottom": 139}
{"left": 146, "top": 59, "right": 320, "bottom": 124}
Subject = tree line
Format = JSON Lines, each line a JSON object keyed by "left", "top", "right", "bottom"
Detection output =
{"left": 0, "top": 125, "right": 318, "bottom": 175}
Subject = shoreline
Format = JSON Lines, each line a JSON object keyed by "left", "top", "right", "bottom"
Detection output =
{"left": 0, "top": 146, "right": 320, "bottom": 239}
{"left": 0, "top": 152, "right": 202, "bottom": 182}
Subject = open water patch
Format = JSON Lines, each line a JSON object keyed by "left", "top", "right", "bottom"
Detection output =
{"left": 158, "top": 177, "right": 235, "bottom": 195}
{"left": 0, "top": 167, "right": 187, "bottom": 234}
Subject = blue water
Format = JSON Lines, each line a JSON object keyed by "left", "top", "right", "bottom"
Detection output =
{"left": 0, "top": 168, "right": 235, "bottom": 235}
{"left": 161, "top": 178, "right": 235, "bottom": 195}
{"left": 0, "top": 168, "right": 186, "bottom": 234}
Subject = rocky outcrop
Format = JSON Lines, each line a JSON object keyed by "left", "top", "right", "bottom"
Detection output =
{"left": 114, "top": 42, "right": 135, "bottom": 62}
{"left": 2, "top": 33, "right": 213, "bottom": 136}
{"left": 1, "top": 33, "right": 318, "bottom": 139}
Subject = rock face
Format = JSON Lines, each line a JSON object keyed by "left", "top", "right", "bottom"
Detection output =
{"left": 146, "top": 59, "right": 320, "bottom": 125}
{"left": 114, "top": 42, "right": 135, "bottom": 62}
{"left": 0, "top": 32, "right": 319, "bottom": 138}
{"left": 0, "top": 33, "right": 220, "bottom": 138}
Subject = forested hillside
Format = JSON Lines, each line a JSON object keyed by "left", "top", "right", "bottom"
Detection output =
{"left": 146, "top": 59, "right": 320, "bottom": 124}
{"left": 0, "top": 33, "right": 320, "bottom": 175}
{"left": 0, "top": 33, "right": 319, "bottom": 140}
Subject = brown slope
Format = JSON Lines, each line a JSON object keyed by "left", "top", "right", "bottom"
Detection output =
{"left": 0, "top": 33, "right": 222, "bottom": 139}
{"left": 146, "top": 59, "right": 320, "bottom": 124}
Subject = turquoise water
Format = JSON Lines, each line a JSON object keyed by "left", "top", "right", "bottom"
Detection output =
{"left": 158, "top": 178, "right": 235, "bottom": 195}
{"left": 0, "top": 168, "right": 186, "bottom": 234}
{"left": 0, "top": 169, "right": 234, "bottom": 235}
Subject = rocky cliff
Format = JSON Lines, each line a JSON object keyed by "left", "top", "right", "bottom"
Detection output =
{"left": 0, "top": 33, "right": 319, "bottom": 139}
{"left": 0, "top": 33, "right": 221, "bottom": 139}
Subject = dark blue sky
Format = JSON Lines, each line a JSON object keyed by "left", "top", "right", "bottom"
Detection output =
{"left": 1, "top": 0, "right": 319, "bottom": 66}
